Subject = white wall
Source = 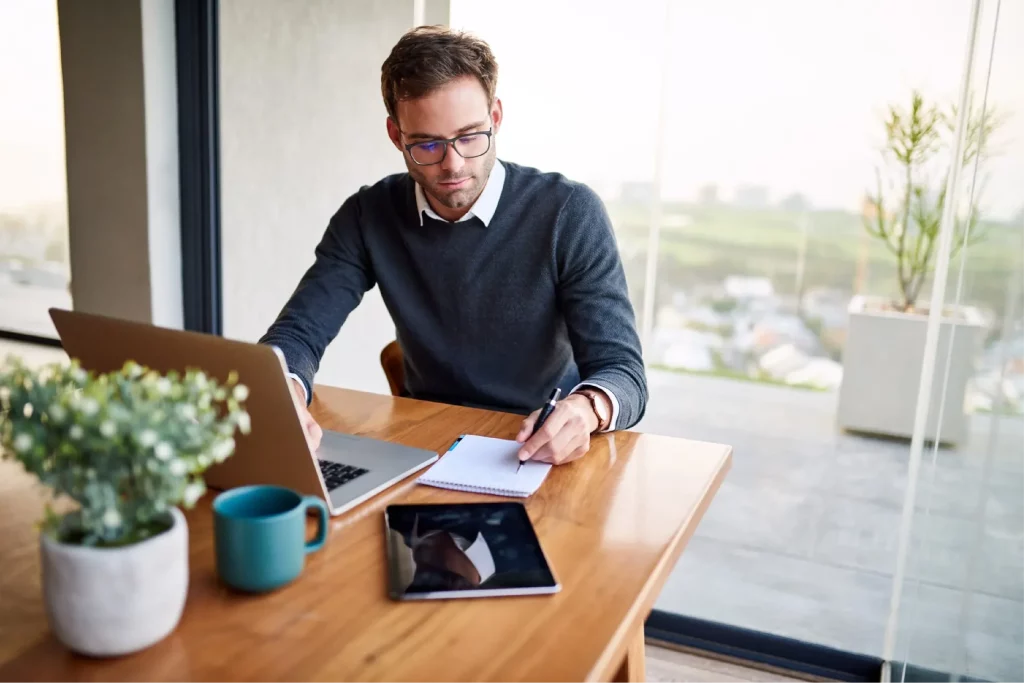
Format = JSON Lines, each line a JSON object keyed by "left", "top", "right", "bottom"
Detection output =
{"left": 219, "top": 0, "right": 421, "bottom": 394}
{"left": 57, "top": 0, "right": 183, "bottom": 329}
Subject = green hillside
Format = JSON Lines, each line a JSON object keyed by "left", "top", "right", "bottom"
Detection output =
{"left": 607, "top": 201, "right": 1021, "bottom": 321}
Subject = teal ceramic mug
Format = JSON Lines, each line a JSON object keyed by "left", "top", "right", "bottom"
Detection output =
{"left": 213, "top": 485, "right": 329, "bottom": 593}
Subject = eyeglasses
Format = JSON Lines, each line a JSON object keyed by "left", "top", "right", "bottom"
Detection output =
{"left": 403, "top": 128, "right": 493, "bottom": 166}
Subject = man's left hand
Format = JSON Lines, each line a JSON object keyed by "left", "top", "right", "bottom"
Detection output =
{"left": 515, "top": 394, "right": 599, "bottom": 466}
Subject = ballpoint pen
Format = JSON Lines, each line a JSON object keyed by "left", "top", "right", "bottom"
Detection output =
{"left": 517, "top": 387, "right": 561, "bottom": 473}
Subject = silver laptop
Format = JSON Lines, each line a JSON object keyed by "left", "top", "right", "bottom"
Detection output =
{"left": 49, "top": 308, "right": 439, "bottom": 516}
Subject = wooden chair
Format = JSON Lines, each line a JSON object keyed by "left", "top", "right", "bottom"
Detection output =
{"left": 380, "top": 340, "right": 405, "bottom": 397}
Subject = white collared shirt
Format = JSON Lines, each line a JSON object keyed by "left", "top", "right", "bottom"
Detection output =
{"left": 414, "top": 159, "right": 505, "bottom": 227}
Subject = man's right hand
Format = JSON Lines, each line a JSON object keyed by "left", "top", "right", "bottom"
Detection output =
{"left": 289, "top": 378, "right": 323, "bottom": 452}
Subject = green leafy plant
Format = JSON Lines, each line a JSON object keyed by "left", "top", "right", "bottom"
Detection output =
{"left": 864, "top": 90, "right": 1001, "bottom": 312}
{"left": 0, "top": 358, "right": 251, "bottom": 547}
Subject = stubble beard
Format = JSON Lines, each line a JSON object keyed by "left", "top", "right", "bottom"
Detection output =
{"left": 410, "top": 147, "right": 496, "bottom": 211}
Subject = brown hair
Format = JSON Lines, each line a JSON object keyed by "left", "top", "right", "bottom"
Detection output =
{"left": 381, "top": 26, "right": 498, "bottom": 123}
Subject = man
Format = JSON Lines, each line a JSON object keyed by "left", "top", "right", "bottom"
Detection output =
{"left": 260, "top": 26, "right": 647, "bottom": 466}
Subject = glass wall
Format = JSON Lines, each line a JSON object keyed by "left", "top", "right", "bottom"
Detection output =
{"left": 217, "top": 0, "right": 1021, "bottom": 674}
{"left": 888, "top": 0, "right": 1024, "bottom": 680}
{"left": 450, "top": 0, "right": 1024, "bottom": 670}
{"left": 0, "top": 0, "right": 72, "bottom": 340}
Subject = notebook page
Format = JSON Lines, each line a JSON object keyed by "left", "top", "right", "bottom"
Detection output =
{"left": 418, "top": 435, "right": 551, "bottom": 497}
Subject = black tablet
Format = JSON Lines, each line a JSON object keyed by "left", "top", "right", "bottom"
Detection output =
{"left": 383, "top": 502, "right": 560, "bottom": 600}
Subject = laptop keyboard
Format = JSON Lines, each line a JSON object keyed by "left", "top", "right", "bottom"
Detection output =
{"left": 317, "top": 460, "right": 369, "bottom": 490}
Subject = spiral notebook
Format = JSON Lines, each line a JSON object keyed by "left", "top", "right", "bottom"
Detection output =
{"left": 417, "top": 435, "right": 552, "bottom": 498}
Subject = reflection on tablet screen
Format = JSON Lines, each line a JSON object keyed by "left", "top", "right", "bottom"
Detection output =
{"left": 384, "top": 502, "right": 559, "bottom": 600}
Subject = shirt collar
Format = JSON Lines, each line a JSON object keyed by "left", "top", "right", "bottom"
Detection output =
{"left": 415, "top": 160, "right": 505, "bottom": 227}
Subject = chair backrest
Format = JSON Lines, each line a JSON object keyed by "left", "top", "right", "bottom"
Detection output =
{"left": 380, "top": 340, "right": 405, "bottom": 397}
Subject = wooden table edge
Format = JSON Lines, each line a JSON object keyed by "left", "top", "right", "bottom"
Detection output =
{"left": 589, "top": 443, "right": 733, "bottom": 682}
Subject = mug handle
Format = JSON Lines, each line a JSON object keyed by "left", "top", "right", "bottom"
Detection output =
{"left": 302, "top": 496, "right": 329, "bottom": 553}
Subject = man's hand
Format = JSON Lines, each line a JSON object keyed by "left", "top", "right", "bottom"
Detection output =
{"left": 515, "top": 394, "right": 600, "bottom": 466}
{"left": 289, "top": 378, "right": 323, "bottom": 452}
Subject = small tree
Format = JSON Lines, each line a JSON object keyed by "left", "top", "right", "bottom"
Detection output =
{"left": 864, "top": 91, "right": 1000, "bottom": 312}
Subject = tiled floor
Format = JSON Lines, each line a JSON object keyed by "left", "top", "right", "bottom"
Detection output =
{"left": 646, "top": 644, "right": 813, "bottom": 682}
{"left": 639, "top": 371, "right": 1023, "bottom": 682}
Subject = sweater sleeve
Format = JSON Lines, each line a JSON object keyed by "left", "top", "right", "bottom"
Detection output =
{"left": 258, "top": 193, "right": 375, "bottom": 403}
{"left": 555, "top": 184, "right": 648, "bottom": 429}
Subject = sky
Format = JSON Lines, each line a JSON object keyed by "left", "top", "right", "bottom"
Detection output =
{"left": 1, "top": 0, "right": 1021, "bottom": 220}
{"left": 450, "top": 0, "right": 1023, "bottom": 219}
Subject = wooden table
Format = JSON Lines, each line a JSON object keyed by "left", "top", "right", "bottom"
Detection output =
{"left": 0, "top": 387, "right": 731, "bottom": 681}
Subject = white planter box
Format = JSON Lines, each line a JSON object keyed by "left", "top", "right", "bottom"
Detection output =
{"left": 40, "top": 507, "right": 188, "bottom": 657}
{"left": 836, "top": 295, "right": 986, "bottom": 446}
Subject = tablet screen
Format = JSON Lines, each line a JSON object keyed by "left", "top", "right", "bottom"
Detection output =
{"left": 384, "top": 502, "right": 559, "bottom": 600}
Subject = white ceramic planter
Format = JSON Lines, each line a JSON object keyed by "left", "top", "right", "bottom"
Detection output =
{"left": 836, "top": 295, "right": 986, "bottom": 446}
{"left": 40, "top": 507, "right": 189, "bottom": 657}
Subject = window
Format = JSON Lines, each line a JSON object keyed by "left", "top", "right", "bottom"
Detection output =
{"left": 451, "top": 1, "right": 1022, "bottom": 678}
{"left": 0, "top": 0, "right": 71, "bottom": 341}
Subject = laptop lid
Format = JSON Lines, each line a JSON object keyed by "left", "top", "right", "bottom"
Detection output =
{"left": 48, "top": 308, "right": 329, "bottom": 502}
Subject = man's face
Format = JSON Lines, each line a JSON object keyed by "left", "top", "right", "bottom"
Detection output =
{"left": 387, "top": 76, "right": 502, "bottom": 219}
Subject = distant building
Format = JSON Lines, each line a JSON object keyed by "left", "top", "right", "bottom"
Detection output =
{"left": 724, "top": 275, "right": 774, "bottom": 300}
{"left": 750, "top": 313, "right": 822, "bottom": 356}
{"left": 691, "top": 282, "right": 728, "bottom": 302}
{"left": 12, "top": 262, "right": 67, "bottom": 288}
{"left": 759, "top": 344, "right": 843, "bottom": 390}
{"left": 734, "top": 185, "right": 769, "bottom": 208}
{"left": 620, "top": 182, "right": 656, "bottom": 204}
{"left": 802, "top": 287, "right": 850, "bottom": 330}
{"left": 656, "top": 327, "right": 724, "bottom": 373}
{"left": 656, "top": 305, "right": 685, "bottom": 330}
{"left": 759, "top": 344, "right": 808, "bottom": 378}
{"left": 785, "top": 357, "right": 844, "bottom": 390}
{"left": 967, "top": 370, "right": 1022, "bottom": 414}
{"left": 698, "top": 184, "right": 720, "bottom": 206}
{"left": 663, "top": 344, "right": 715, "bottom": 372}
{"left": 780, "top": 193, "right": 810, "bottom": 212}
{"left": 661, "top": 213, "right": 693, "bottom": 229}
{"left": 684, "top": 305, "right": 729, "bottom": 330}
{"left": 0, "top": 231, "right": 48, "bottom": 262}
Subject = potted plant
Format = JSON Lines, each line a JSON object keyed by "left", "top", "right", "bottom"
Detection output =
{"left": 836, "top": 91, "right": 999, "bottom": 445}
{"left": 0, "top": 358, "right": 250, "bottom": 657}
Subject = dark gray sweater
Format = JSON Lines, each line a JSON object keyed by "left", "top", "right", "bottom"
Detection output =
{"left": 259, "top": 161, "right": 648, "bottom": 429}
